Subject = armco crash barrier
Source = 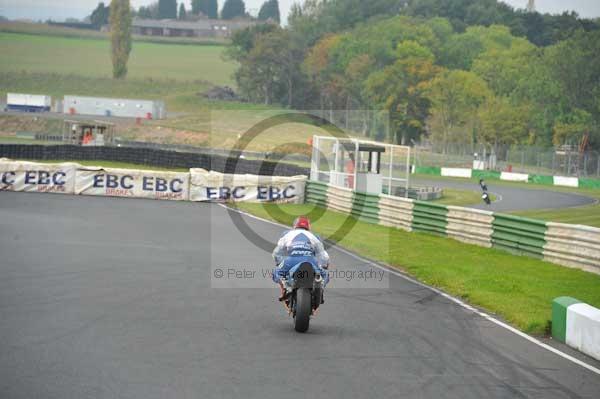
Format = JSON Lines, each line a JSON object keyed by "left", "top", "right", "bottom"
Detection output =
{"left": 189, "top": 168, "right": 306, "bottom": 203}
{"left": 305, "top": 181, "right": 600, "bottom": 274}
{"left": 552, "top": 297, "right": 600, "bottom": 361}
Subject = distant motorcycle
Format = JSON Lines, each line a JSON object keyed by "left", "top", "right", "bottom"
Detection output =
{"left": 278, "top": 256, "right": 328, "bottom": 333}
{"left": 482, "top": 192, "right": 492, "bottom": 205}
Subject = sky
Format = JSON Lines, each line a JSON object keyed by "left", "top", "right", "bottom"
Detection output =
{"left": 0, "top": 0, "right": 599, "bottom": 23}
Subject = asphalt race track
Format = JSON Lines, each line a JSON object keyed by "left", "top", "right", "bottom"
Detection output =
{"left": 412, "top": 177, "right": 597, "bottom": 212}
{"left": 1, "top": 192, "right": 599, "bottom": 399}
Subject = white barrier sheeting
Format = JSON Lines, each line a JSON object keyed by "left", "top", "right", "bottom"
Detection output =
{"left": 566, "top": 303, "right": 600, "bottom": 361}
{"left": 500, "top": 172, "right": 529, "bottom": 182}
{"left": 554, "top": 176, "right": 579, "bottom": 188}
{"left": 190, "top": 169, "right": 306, "bottom": 203}
{"left": 441, "top": 168, "right": 472, "bottom": 178}
{"left": 0, "top": 159, "right": 77, "bottom": 194}
{"left": 75, "top": 167, "right": 190, "bottom": 201}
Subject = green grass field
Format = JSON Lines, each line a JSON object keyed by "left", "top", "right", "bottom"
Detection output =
{"left": 235, "top": 202, "right": 600, "bottom": 336}
{"left": 432, "top": 188, "right": 496, "bottom": 207}
{"left": 0, "top": 32, "right": 235, "bottom": 86}
{"left": 514, "top": 200, "right": 600, "bottom": 226}
{"left": 0, "top": 31, "right": 367, "bottom": 152}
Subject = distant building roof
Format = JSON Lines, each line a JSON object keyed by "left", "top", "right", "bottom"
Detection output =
{"left": 132, "top": 17, "right": 258, "bottom": 31}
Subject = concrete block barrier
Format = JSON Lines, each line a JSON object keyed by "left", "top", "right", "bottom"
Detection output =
{"left": 552, "top": 297, "right": 600, "bottom": 361}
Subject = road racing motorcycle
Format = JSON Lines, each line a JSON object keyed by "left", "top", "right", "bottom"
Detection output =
{"left": 278, "top": 256, "right": 328, "bottom": 333}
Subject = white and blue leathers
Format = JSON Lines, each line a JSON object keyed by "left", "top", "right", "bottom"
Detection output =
{"left": 272, "top": 229, "right": 330, "bottom": 284}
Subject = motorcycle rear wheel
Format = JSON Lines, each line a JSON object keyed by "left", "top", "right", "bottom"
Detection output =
{"left": 294, "top": 288, "right": 311, "bottom": 333}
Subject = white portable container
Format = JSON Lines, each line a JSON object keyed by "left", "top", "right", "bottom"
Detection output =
{"left": 6, "top": 93, "right": 52, "bottom": 112}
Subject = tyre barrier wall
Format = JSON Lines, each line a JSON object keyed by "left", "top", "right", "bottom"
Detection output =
{"left": 412, "top": 202, "right": 448, "bottom": 236}
{"left": 492, "top": 214, "right": 547, "bottom": 258}
{"left": 305, "top": 181, "right": 600, "bottom": 275}
{"left": 544, "top": 223, "right": 600, "bottom": 274}
{"left": 0, "top": 159, "right": 306, "bottom": 204}
{"left": 413, "top": 165, "right": 600, "bottom": 189}
{"left": 552, "top": 297, "right": 600, "bottom": 361}
{"left": 0, "top": 144, "right": 308, "bottom": 177}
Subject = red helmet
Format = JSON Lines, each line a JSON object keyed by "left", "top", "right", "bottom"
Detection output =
{"left": 293, "top": 216, "right": 311, "bottom": 231}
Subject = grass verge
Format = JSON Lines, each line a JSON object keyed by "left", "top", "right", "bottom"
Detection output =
{"left": 432, "top": 188, "right": 496, "bottom": 207}
{"left": 234, "top": 202, "right": 600, "bottom": 336}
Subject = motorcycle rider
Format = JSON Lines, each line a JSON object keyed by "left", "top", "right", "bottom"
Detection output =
{"left": 272, "top": 216, "right": 330, "bottom": 302}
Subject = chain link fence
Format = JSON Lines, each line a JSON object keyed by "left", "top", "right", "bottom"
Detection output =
{"left": 413, "top": 142, "right": 600, "bottom": 178}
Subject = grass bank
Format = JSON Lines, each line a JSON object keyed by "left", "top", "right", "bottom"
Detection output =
{"left": 234, "top": 202, "right": 600, "bottom": 336}
{"left": 0, "top": 32, "right": 235, "bottom": 86}
{"left": 432, "top": 188, "right": 496, "bottom": 207}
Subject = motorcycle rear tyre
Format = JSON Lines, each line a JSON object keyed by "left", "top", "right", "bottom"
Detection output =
{"left": 294, "top": 288, "right": 311, "bottom": 333}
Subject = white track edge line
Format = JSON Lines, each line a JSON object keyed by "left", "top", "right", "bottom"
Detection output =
{"left": 220, "top": 203, "right": 600, "bottom": 376}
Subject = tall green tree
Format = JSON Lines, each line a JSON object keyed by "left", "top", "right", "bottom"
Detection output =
{"left": 258, "top": 0, "right": 280, "bottom": 23}
{"left": 477, "top": 96, "right": 530, "bottom": 147}
{"left": 221, "top": 0, "right": 245, "bottom": 20}
{"left": 158, "top": 0, "right": 177, "bottom": 19}
{"left": 365, "top": 41, "right": 441, "bottom": 144}
{"left": 138, "top": 2, "right": 160, "bottom": 19}
{"left": 179, "top": 3, "right": 187, "bottom": 19}
{"left": 546, "top": 31, "right": 600, "bottom": 125}
{"left": 90, "top": 2, "right": 110, "bottom": 29}
{"left": 428, "top": 70, "right": 491, "bottom": 150}
{"left": 192, "top": 0, "right": 219, "bottom": 19}
{"left": 553, "top": 109, "right": 594, "bottom": 147}
{"left": 109, "top": 0, "right": 132, "bottom": 79}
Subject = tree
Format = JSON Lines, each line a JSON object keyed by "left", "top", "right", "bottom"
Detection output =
{"left": 221, "top": 0, "right": 245, "bottom": 20}
{"left": 158, "top": 0, "right": 177, "bottom": 19}
{"left": 179, "top": 3, "right": 187, "bottom": 19}
{"left": 546, "top": 31, "right": 600, "bottom": 128}
{"left": 90, "top": 2, "right": 110, "bottom": 29}
{"left": 365, "top": 41, "right": 442, "bottom": 144}
{"left": 192, "top": 0, "right": 219, "bottom": 19}
{"left": 471, "top": 37, "right": 536, "bottom": 96}
{"left": 428, "top": 70, "right": 491, "bottom": 150}
{"left": 110, "top": 0, "right": 132, "bottom": 79}
{"left": 258, "top": 0, "right": 280, "bottom": 23}
{"left": 138, "top": 2, "right": 160, "bottom": 19}
{"left": 553, "top": 109, "right": 594, "bottom": 147}
{"left": 477, "top": 96, "right": 530, "bottom": 147}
